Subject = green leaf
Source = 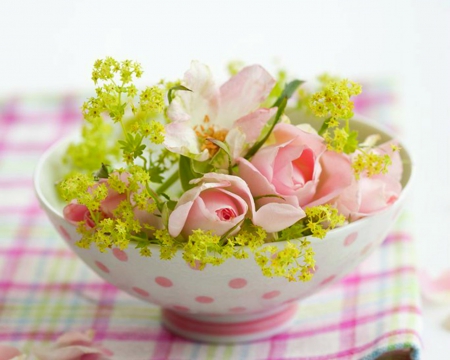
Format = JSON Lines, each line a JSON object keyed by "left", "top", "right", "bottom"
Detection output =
{"left": 206, "top": 138, "right": 232, "bottom": 173}
{"left": 179, "top": 155, "right": 200, "bottom": 191}
{"left": 272, "top": 79, "right": 304, "bottom": 108}
{"left": 191, "top": 158, "right": 213, "bottom": 174}
{"left": 148, "top": 164, "right": 165, "bottom": 183}
{"left": 343, "top": 130, "right": 359, "bottom": 154}
{"left": 161, "top": 200, "right": 178, "bottom": 228}
{"left": 118, "top": 133, "right": 146, "bottom": 159}
{"left": 168, "top": 85, "right": 192, "bottom": 104}
{"left": 94, "top": 163, "right": 110, "bottom": 180}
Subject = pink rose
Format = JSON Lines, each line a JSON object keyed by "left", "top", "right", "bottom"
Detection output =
{"left": 168, "top": 173, "right": 254, "bottom": 238}
{"left": 334, "top": 141, "right": 403, "bottom": 220}
{"left": 63, "top": 179, "right": 125, "bottom": 228}
{"left": 168, "top": 173, "right": 304, "bottom": 238}
{"left": 238, "top": 123, "right": 353, "bottom": 209}
{"left": 63, "top": 173, "right": 162, "bottom": 233}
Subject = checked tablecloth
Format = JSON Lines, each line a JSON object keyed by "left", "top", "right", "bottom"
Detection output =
{"left": 0, "top": 91, "right": 421, "bottom": 359}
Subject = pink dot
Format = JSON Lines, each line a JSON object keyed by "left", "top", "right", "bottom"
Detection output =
{"left": 344, "top": 232, "right": 358, "bottom": 246}
{"left": 155, "top": 276, "right": 173, "bottom": 288}
{"left": 309, "top": 265, "right": 318, "bottom": 274}
{"left": 262, "top": 290, "right": 280, "bottom": 300}
{"left": 132, "top": 287, "right": 150, "bottom": 297}
{"left": 172, "top": 305, "right": 190, "bottom": 312}
{"left": 229, "top": 306, "right": 247, "bottom": 313}
{"left": 59, "top": 226, "right": 71, "bottom": 242}
{"left": 283, "top": 298, "right": 298, "bottom": 304}
{"left": 361, "top": 243, "right": 372, "bottom": 256}
{"left": 228, "top": 278, "right": 247, "bottom": 289}
{"left": 95, "top": 261, "right": 110, "bottom": 273}
{"left": 195, "top": 296, "right": 214, "bottom": 304}
{"left": 320, "top": 275, "right": 336, "bottom": 285}
{"left": 112, "top": 248, "right": 128, "bottom": 262}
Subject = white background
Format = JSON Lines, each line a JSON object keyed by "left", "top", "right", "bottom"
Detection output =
{"left": 1, "top": 0, "right": 449, "bottom": 358}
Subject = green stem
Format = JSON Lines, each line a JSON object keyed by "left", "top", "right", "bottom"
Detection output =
{"left": 138, "top": 155, "right": 148, "bottom": 171}
{"left": 146, "top": 183, "right": 163, "bottom": 212}
{"left": 318, "top": 117, "right": 331, "bottom": 136}
{"left": 130, "top": 234, "right": 148, "bottom": 242}
{"left": 156, "top": 170, "right": 179, "bottom": 194}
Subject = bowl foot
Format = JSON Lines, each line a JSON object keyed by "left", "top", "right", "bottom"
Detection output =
{"left": 161, "top": 303, "right": 298, "bottom": 343}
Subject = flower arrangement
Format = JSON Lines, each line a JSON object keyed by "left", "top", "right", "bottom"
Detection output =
{"left": 58, "top": 58, "right": 402, "bottom": 283}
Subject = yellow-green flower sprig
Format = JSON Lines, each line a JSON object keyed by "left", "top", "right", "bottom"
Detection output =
{"left": 304, "top": 205, "right": 346, "bottom": 239}
{"left": 248, "top": 204, "right": 345, "bottom": 282}
{"left": 254, "top": 239, "right": 315, "bottom": 282}
{"left": 64, "top": 116, "right": 119, "bottom": 172}
{"left": 66, "top": 57, "right": 167, "bottom": 174}
{"left": 58, "top": 174, "right": 107, "bottom": 223}
{"left": 309, "top": 79, "right": 361, "bottom": 121}
{"left": 136, "top": 222, "right": 314, "bottom": 282}
{"left": 277, "top": 204, "right": 345, "bottom": 241}
{"left": 61, "top": 166, "right": 160, "bottom": 254}
{"left": 352, "top": 150, "right": 392, "bottom": 180}
{"left": 308, "top": 78, "right": 362, "bottom": 154}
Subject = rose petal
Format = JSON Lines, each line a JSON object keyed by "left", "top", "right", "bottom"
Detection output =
{"left": 99, "top": 191, "right": 127, "bottom": 218}
{"left": 217, "top": 65, "right": 275, "bottom": 127}
{"left": 273, "top": 123, "right": 325, "bottom": 156}
{"left": 54, "top": 330, "right": 94, "bottom": 347}
{"left": 237, "top": 158, "right": 278, "bottom": 198}
{"left": 272, "top": 145, "right": 312, "bottom": 194}
{"left": 164, "top": 121, "right": 209, "bottom": 160}
{"left": 32, "top": 345, "right": 106, "bottom": 360}
{"left": 0, "top": 345, "right": 22, "bottom": 360}
{"left": 306, "top": 151, "right": 353, "bottom": 207}
{"left": 63, "top": 202, "right": 89, "bottom": 225}
{"left": 232, "top": 107, "right": 277, "bottom": 144}
{"left": 358, "top": 176, "right": 400, "bottom": 214}
{"left": 254, "top": 202, "right": 305, "bottom": 233}
{"left": 168, "top": 61, "right": 218, "bottom": 125}
{"left": 333, "top": 178, "right": 361, "bottom": 219}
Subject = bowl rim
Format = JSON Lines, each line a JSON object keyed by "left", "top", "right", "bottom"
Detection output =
{"left": 34, "top": 116, "right": 414, "bottom": 247}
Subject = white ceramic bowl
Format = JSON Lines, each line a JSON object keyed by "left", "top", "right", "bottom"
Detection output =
{"left": 34, "top": 118, "right": 412, "bottom": 343}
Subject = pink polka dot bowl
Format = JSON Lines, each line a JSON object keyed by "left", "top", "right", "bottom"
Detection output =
{"left": 34, "top": 118, "right": 412, "bottom": 343}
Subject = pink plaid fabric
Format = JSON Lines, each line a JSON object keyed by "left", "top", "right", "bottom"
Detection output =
{"left": 0, "top": 91, "right": 422, "bottom": 359}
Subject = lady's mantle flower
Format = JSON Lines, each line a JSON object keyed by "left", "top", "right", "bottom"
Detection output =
{"left": 164, "top": 61, "right": 276, "bottom": 161}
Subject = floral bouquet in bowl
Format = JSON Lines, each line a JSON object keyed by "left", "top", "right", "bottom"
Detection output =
{"left": 35, "top": 58, "right": 410, "bottom": 343}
